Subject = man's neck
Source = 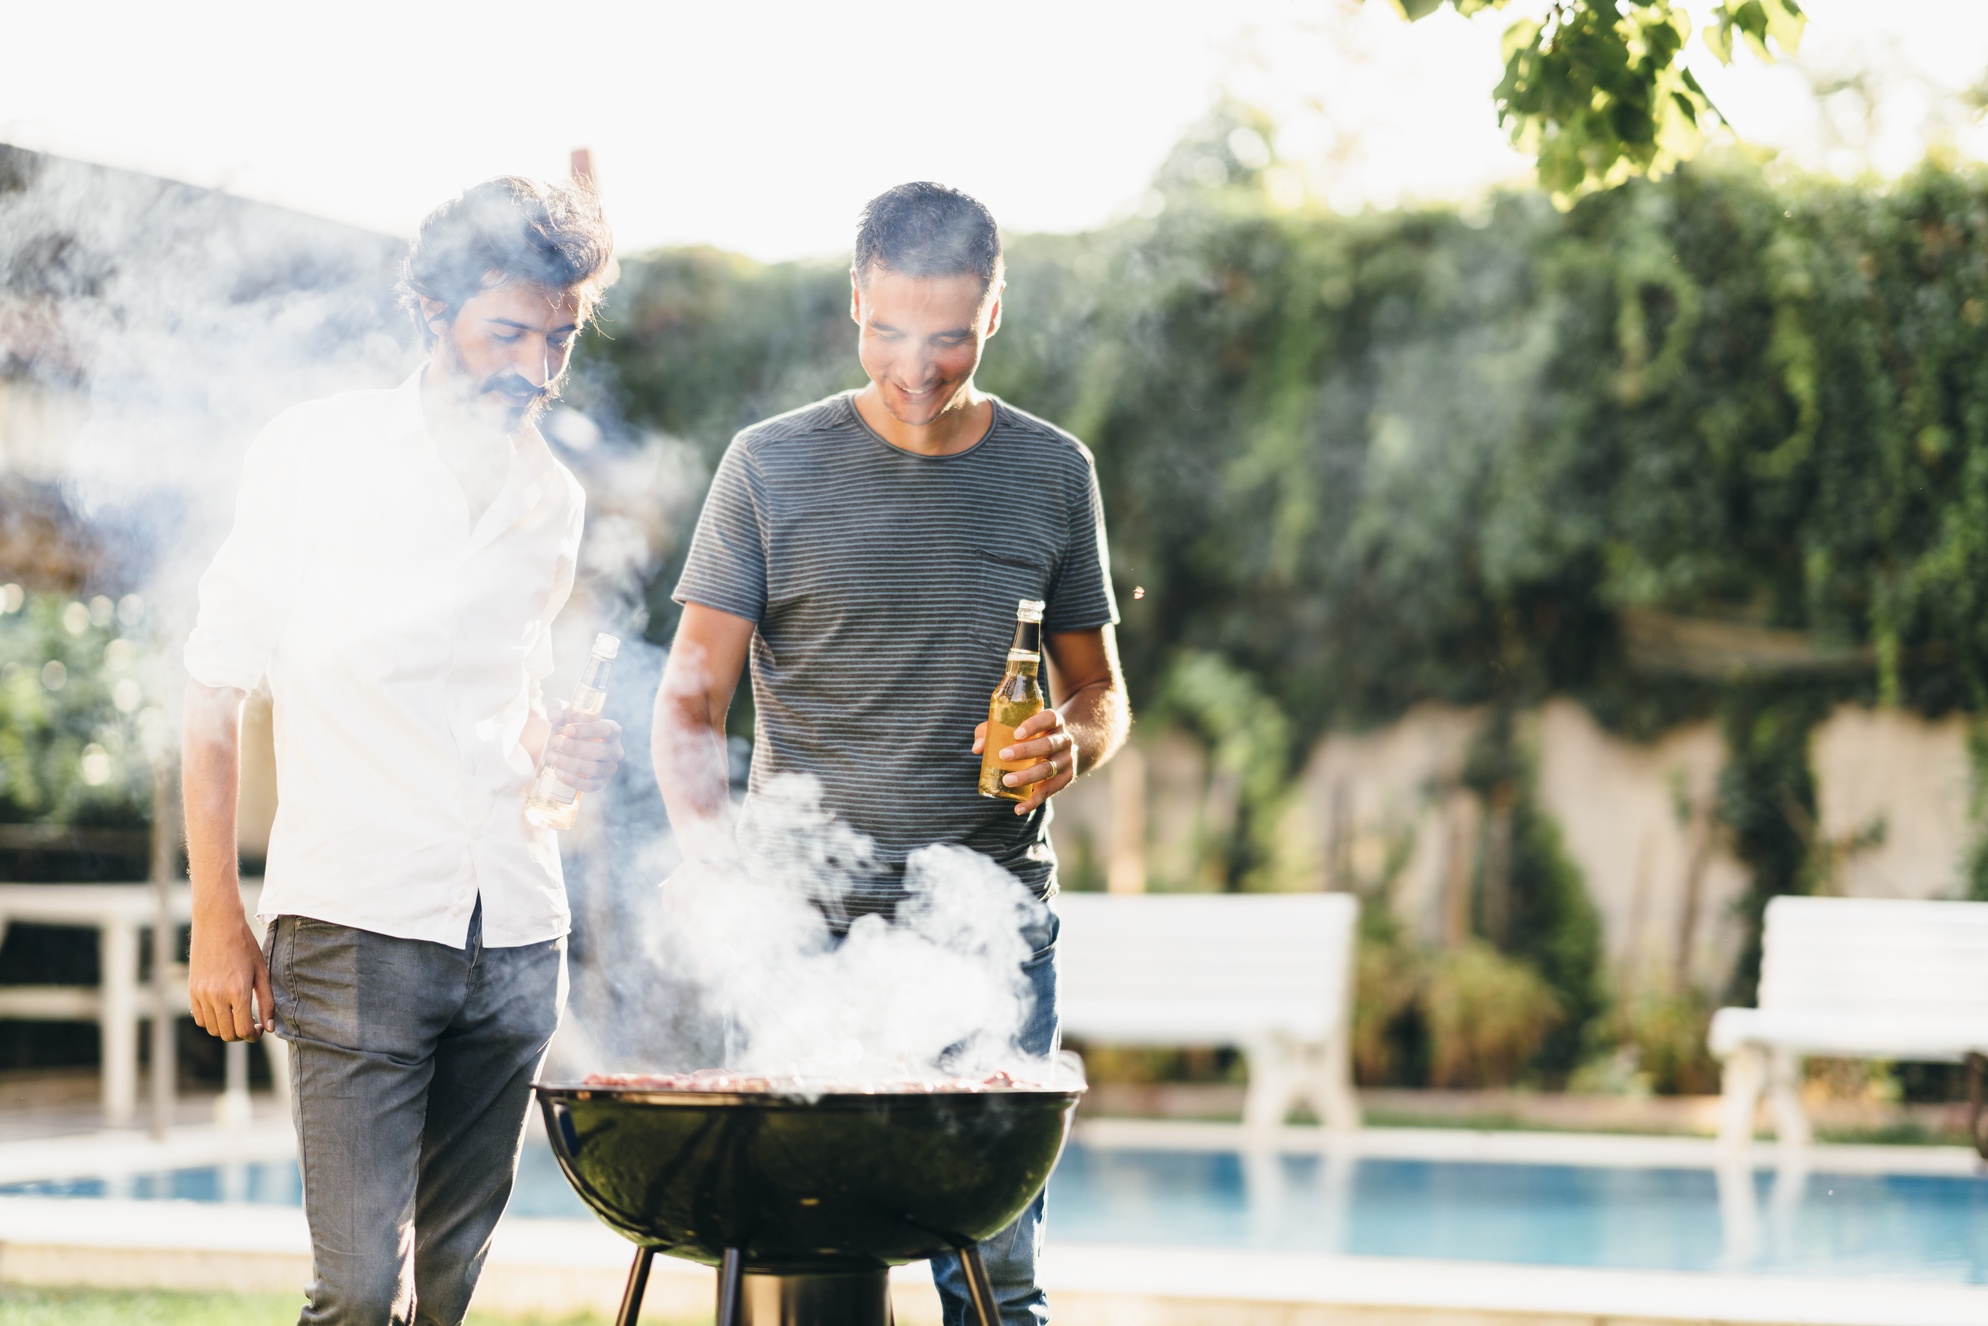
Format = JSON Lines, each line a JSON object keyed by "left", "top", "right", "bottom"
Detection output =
{"left": 852, "top": 383, "right": 992, "bottom": 457}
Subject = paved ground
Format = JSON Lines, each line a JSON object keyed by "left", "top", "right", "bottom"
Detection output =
{"left": 0, "top": 1070, "right": 272, "bottom": 1143}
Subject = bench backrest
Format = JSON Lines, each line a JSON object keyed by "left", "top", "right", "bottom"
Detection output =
{"left": 1054, "top": 892, "right": 1358, "bottom": 1046}
{"left": 1757, "top": 896, "right": 1988, "bottom": 1023}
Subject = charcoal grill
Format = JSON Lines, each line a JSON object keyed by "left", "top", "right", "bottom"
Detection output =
{"left": 535, "top": 1079, "right": 1082, "bottom": 1326}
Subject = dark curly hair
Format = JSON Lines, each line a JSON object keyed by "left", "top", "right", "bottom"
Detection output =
{"left": 399, "top": 177, "right": 614, "bottom": 342}
{"left": 853, "top": 182, "right": 1002, "bottom": 291}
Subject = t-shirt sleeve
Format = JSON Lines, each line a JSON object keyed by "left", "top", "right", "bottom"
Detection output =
{"left": 1043, "top": 452, "right": 1119, "bottom": 634}
{"left": 182, "top": 411, "right": 311, "bottom": 692}
{"left": 672, "top": 436, "right": 769, "bottom": 623}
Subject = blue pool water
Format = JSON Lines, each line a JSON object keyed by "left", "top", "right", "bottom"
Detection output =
{"left": 6, "top": 1141, "right": 1983, "bottom": 1283}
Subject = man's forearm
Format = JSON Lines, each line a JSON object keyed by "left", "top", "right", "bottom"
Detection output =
{"left": 182, "top": 680, "right": 274, "bottom": 1040}
{"left": 181, "top": 682, "right": 247, "bottom": 920}
{"left": 1058, "top": 680, "right": 1129, "bottom": 775}
{"left": 651, "top": 690, "right": 739, "bottom": 863}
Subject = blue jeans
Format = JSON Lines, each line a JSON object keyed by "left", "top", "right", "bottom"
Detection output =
{"left": 267, "top": 903, "right": 565, "bottom": 1326}
{"left": 929, "top": 906, "right": 1060, "bottom": 1326}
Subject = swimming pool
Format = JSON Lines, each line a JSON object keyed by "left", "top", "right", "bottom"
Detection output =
{"left": 4, "top": 1136, "right": 1981, "bottom": 1284}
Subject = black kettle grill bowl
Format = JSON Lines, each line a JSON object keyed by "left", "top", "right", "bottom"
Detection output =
{"left": 535, "top": 1081, "right": 1081, "bottom": 1274}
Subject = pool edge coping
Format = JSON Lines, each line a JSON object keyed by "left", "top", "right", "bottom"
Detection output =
{"left": 0, "top": 1200, "right": 1982, "bottom": 1326}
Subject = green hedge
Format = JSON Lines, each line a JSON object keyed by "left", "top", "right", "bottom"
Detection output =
{"left": 596, "top": 151, "right": 1988, "bottom": 735}
{"left": 0, "top": 590, "right": 158, "bottom": 828}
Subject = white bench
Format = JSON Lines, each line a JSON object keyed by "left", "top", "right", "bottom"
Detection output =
{"left": 0, "top": 881, "right": 284, "bottom": 1127}
{"left": 1708, "top": 895, "right": 1988, "bottom": 1149}
{"left": 1054, "top": 892, "right": 1361, "bottom": 1131}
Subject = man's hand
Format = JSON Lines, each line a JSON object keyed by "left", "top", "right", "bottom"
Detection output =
{"left": 546, "top": 701, "right": 625, "bottom": 792}
{"left": 967, "top": 625, "right": 1130, "bottom": 816}
{"left": 972, "top": 709, "right": 1078, "bottom": 815}
{"left": 189, "top": 914, "right": 273, "bottom": 1042}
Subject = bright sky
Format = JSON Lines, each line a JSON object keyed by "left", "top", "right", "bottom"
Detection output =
{"left": 4, "top": 0, "right": 1987, "bottom": 262}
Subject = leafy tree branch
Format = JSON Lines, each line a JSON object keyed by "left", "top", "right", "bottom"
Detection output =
{"left": 1385, "top": 0, "right": 1807, "bottom": 204}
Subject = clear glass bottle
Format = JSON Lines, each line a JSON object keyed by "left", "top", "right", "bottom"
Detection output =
{"left": 525, "top": 632, "right": 619, "bottom": 830}
{"left": 978, "top": 599, "right": 1046, "bottom": 802}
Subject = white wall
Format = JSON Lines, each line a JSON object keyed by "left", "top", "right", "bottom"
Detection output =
{"left": 1811, "top": 704, "right": 1974, "bottom": 900}
{"left": 1530, "top": 700, "right": 1749, "bottom": 996}
{"left": 1054, "top": 700, "right": 1984, "bottom": 1000}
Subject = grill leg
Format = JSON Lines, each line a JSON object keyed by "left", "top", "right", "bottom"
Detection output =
{"left": 955, "top": 1245, "right": 1001, "bottom": 1326}
{"left": 717, "top": 1247, "right": 745, "bottom": 1326}
{"left": 616, "top": 1247, "right": 654, "bottom": 1326}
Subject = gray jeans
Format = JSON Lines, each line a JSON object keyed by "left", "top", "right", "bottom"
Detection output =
{"left": 267, "top": 904, "right": 565, "bottom": 1326}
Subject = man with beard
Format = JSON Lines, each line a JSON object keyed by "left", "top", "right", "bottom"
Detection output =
{"left": 653, "top": 181, "right": 1130, "bottom": 1326}
{"left": 183, "top": 177, "right": 624, "bottom": 1325}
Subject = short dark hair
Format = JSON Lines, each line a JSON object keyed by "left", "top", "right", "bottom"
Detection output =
{"left": 399, "top": 177, "right": 615, "bottom": 341}
{"left": 853, "top": 182, "right": 1003, "bottom": 290}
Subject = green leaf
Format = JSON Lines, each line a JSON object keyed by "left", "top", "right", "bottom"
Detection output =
{"left": 1710, "top": 0, "right": 1804, "bottom": 64}
{"left": 1373, "top": 0, "right": 1800, "bottom": 203}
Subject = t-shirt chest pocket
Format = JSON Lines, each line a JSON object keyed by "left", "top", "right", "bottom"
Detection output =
{"left": 975, "top": 547, "right": 1054, "bottom": 629}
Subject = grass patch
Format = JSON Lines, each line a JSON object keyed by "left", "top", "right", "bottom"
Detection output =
{"left": 1359, "top": 1108, "right": 1716, "bottom": 1138}
{"left": 1814, "top": 1121, "right": 1972, "bottom": 1147}
{"left": 0, "top": 1286, "right": 655, "bottom": 1326}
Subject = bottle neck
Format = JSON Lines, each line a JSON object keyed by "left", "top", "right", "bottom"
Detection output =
{"left": 580, "top": 653, "right": 615, "bottom": 691}
{"left": 1009, "top": 619, "right": 1041, "bottom": 656}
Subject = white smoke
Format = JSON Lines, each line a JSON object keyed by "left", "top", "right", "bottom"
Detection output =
{"left": 1, "top": 142, "right": 412, "bottom": 753}
{"left": 631, "top": 774, "right": 1053, "bottom": 1084}
{"left": 4, "top": 144, "right": 1054, "bottom": 1092}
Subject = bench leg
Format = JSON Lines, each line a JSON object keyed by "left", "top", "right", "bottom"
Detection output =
{"left": 1320, "top": 1026, "right": 1361, "bottom": 1133}
{"left": 1243, "top": 1037, "right": 1294, "bottom": 1133}
{"left": 217, "top": 1042, "right": 253, "bottom": 1128}
{"left": 1718, "top": 1045, "right": 1765, "bottom": 1152}
{"left": 1767, "top": 1048, "right": 1809, "bottom": 1148}
{"left": 100, "top": 921, "right": 139, "bottom": 1129}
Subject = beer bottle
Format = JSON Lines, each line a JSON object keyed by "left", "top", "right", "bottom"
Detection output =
{"left": 525, "top": 632, "right": 620, "bottom": 830}
{"left": 978, "top": 599, "right": 1046, "bottom": 802}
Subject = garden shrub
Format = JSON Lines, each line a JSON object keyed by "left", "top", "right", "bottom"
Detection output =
{"left": 1423, "top": 941, "right": 1565, "bottom": 1088}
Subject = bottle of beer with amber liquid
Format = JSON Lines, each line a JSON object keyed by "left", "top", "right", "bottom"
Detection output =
{"left": 525, "top": 632, "right": 620, "bottom": 830}
{"left": 979, "top": 599, "right": 1046, "bottom": 802}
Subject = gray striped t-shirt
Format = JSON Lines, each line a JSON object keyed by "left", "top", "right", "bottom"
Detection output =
{"left": 673, "top": 391, "right": 1119, "bottom": 910}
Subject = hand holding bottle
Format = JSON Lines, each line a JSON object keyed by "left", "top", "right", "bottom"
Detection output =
{"left": 527, "top": 633, "right": 626, "bottom": 830}
{"left": 972, "top": 708, "right": 1077, "bottom": 814}
{"left": 976, "top": 599, "right": 1076, "bottom": 814}
{"left": 544, "top": 701, "right": 626, "bottom": 792}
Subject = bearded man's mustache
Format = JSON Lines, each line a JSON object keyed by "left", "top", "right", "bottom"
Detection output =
{"left": 483, "top": 373, "right": 551, "bottom": 403}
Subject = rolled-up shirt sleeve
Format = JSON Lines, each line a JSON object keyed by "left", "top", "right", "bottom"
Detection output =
{"left": 183, "top": 413, "right": 309, "bottom": 692}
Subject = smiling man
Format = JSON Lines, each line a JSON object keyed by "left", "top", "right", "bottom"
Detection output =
{"left": 182, "top": 178, "right": 623, "bottom": 1326}
{"left": 653, "top": 181, "right": 1130, "bottom": 1326}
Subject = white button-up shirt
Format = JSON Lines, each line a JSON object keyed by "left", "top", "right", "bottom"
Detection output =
{"left": 185, "top": 369, "right": 584, "bottom": 948}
